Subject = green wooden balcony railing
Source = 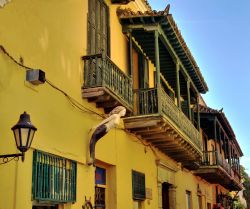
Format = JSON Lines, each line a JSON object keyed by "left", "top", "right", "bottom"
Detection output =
{"left": 202, "top": 150, "right": 242, "bottom": 185}
{"left": 32, "top": 150, "right": 77, "bottom": 203}
{"left": 133, "top": 86, "right": 201, "bottom": 150}
{"left": 202, "top": 150, "right": 231, "bottom": 174}
{"left": 82, "top": 53, "right": 133, "bottom": 108}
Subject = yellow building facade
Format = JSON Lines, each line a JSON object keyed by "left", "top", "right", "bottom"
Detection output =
{"left": 0, "top": 0, "right": 242, "bottom": 209}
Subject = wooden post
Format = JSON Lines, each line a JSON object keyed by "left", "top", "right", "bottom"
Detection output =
{"left": 176, "top": 62, "right": 181, "bottom": 108}
{"left": 228, "top": 139, "right": 232, "bottom": 166}
{"left": 129, "top": 32, "right": 134, "bottom": 106}
{"left": 238, "top": 158, "right": 240, "bottom": 173}
{"left": 197, "top": 95, "right": 200, "bottom": 131}
{"left": 232, "top": 148, "right": 235, "bottom": 167}
{"left": 187, "top": 79, "right": 191, "bottom": 120}
{"left": 214, "top": 119, "right": 218, "bottom": 165}
{"left": 101, "top": 50, "right": 105, "bottom": 86}
{"left": 219, "top": 128, "right": 222, "bottom": 154}
{"left": 155, "top": 30, "right": 161, "bottom": 86}
{"left": 222, "top": 134, "right": 226, "bottom": 159}
{"left": 155, "top": 30, "right": 162, "bottom": 113}
{"left": 129, "top": 32, "right": 133, "bottom": 77}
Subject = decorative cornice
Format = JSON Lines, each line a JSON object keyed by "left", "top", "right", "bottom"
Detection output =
{"left": 156, "top": 159, "right": 180, "bottom": 172}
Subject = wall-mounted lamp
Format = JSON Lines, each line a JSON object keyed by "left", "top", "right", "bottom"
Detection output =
{"left": 0, "top": 112, "right": 37, "bottom": 163}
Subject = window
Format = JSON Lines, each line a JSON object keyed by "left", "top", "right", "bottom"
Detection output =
{"left": 32, "top": 150, "right": 77, "bottom": 203}
{"left": 186, "top": 191, "right": 192, "bottom": 209}
{"left": 132, "top": 170, "right": 146, "bottom": 200}
{"left": 87, "top": 0, "right": 110, "bottom": 55}
{"left": 95, "top": 167, "right": 106, "bottom": 209}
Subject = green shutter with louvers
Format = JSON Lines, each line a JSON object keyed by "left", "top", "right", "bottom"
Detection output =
{"left": 32, "top": 150, "right": 77, "bottom": 203}
{"left": 132, "top": 170, "right": 146, "bottom": 200}
{"left": 87, "top": 0, "right": 110, "bottom": 55}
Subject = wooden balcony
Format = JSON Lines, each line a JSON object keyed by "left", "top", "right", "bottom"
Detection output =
{"left": 123, "top": 86, "right": 202, "bottom": 170}
{"left": 82, "top": 54, "right": 133, "bottom": 113}
{"left": 194, "top": 151, "right": 243, "bottom": 191}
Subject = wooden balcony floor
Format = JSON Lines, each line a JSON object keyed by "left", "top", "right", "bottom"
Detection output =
{"left": 123, "top": 115, "right": 202, "bottom": 170}
{"left": 194, "top": 166, "right": 243, "bottom": 191}
{"left": 82, "top": 87, "right": 132, "bottom": 114}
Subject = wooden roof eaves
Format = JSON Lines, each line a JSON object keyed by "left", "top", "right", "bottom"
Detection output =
{"left": 166, "top": 15, "right": 208, "bottom": 93}
{"left": 199, "top": 106, "right": 235, "bottom": 137}
{"left": 122, "top": 23, "right": 200, "bottom": 95}
{"left": 158, "top": 27, "right": 201, "bottom": 95}
{"left": 199, "top": 105, "right": 243, "bottom": 156}
{"left": 117, "top": 7, "right": 208, "bottom": 93}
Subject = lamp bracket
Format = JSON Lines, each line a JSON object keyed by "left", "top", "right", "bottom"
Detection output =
{"left": 0, "top": 153, "right": 24, "bottom": 164}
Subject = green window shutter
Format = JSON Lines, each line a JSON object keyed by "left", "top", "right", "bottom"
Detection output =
{"left": 87, "top": 0, "right": 96, "bottom": 54}
{"left": 87, "top": 0, "right": 110, "bottom": 55}
{"left": 32, "top": 150, "right": 77, "bottom": 203}
{"left": 132, "top": 170, "right": 146, "bottom": 200}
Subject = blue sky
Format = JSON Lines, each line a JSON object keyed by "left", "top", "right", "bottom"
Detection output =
{"left": 148, "top": 0, "right": 250, "bottom": 174}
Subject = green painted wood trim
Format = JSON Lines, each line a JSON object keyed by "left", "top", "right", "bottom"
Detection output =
{"left": 219, "top": 128, "right": 222, "bottom": 154}
{"left": 228, "top": 139, "right": 232, "bottom": 166}
{"left": 154, "top": 30, "right": 160, "bottom": 85}
{"left": 122, "top": 24, "right": 203, "bottom": 94}
{"left": 129, "top": 33, "right": 133, "bottom": 76}
{"left": 187, "top": 79, "right": 191, "bottom": 120}
{"left": 158, "top": 27, "right": 200, "bottom": 95}
{"left": 133, "top": 87, "right": 202, "bottom": 150}
{"left": 176, "top": 62, "right": 181, "bottom": 108}
{"left": 197, "top": 96, "right": 200, "bottom": 131}
{"left": 32, "top": 150, "right": 77, "bottom": 203}
{"left": 82, "top": 54, "right": 133, "bottom": 108}
{"left": 214, "top": 118, "right": 218, "bottom": 164}
{"left": 154, "top": 30, "right": 162, "bottom": 114}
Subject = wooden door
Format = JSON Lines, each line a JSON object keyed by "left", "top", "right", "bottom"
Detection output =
{"left": 162, "top": 183, "right": 170, "bottom": 209}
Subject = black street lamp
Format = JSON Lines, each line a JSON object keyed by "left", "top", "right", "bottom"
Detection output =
{"left": 0, "top": 112, "right": 37, "bottom": 163}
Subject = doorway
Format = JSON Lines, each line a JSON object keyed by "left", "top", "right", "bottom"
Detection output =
{"left": 162, "top": 182, "right": 171, "bottom": 209}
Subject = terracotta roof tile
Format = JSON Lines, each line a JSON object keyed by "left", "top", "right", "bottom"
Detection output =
{"left": 117, "top": 5, "right": 169, "bottom": 17}
{"left": 141, "top": 0, "right": 152, "bottom": 11}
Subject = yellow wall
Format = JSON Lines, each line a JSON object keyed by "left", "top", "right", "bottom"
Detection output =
{"left": 0, "top": 0, "right": 213, "bottom": 209}
{"left": 175, "top": 169, "right": 213, "bottom": 209}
